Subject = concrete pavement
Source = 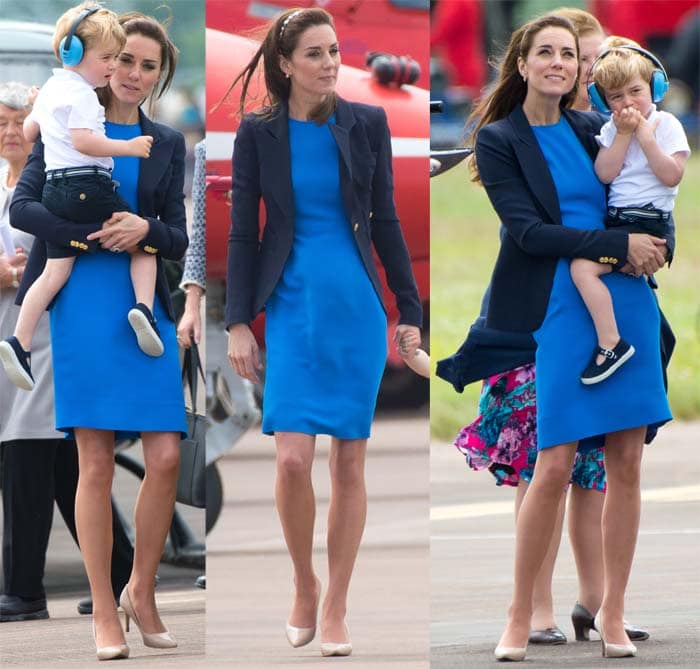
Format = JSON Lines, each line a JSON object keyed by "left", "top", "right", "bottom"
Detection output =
{"left": 206, "top": 411, "right": 431, "bottom": 668}
{"left": 431, "top": 420, "right": 700, "bottom": 667}
{"left": 0, "top": 440, "right": 205, "bottom": 667}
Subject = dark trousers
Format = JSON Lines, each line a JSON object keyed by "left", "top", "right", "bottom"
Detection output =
{"left": 1, "top": 439, "right": 133, "bottom": 600}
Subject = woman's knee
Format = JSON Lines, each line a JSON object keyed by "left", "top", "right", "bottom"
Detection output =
{"left": 605, "top": 447, "right": 642, "bottom": 487}
{"left": 329, "top": 442, "right": 366, "bottom": 489}
{"left": 75, "top": 430, "right": 115, "bottom": 487}
{"left": 532, "top": 447, "right": 576, "bottom": 493}
{"left": 146, "top": 443, "right": 180, "bottom": 478}
{"left": 277, "top": 448, "right": 313, "bottom": 478}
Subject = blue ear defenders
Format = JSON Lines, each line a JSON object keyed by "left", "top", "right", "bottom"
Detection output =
{"left": 587, "top": 45, "right": 669, "bottom": 113}
{"left": 59, "top": 5, "right": 101, "bottom": 66}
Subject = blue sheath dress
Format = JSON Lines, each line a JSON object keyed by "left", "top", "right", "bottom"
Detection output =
{"left": 531, "top": 118, "right": 671, "bottom": 451}
{"left": 50, "top": 121, "right": 186, "bottom": 439}
{"left": 262, "top": 117, "right": 387, "bottom": 439}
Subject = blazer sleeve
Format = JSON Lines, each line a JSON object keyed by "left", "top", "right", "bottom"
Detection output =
{"left": 225, "top": 117, "right": 261, "bottom": 327}
{"left": 10, "top": 140, "right": 102, "bottom": 251}
{"left": 475, "top": 124, "right": 629, "bottom": 262}
{"left": 368, "top": 107, "right": 423, "bottom": 327}
{"left": 137, "top": 130, "right": 188, "bottom": 260}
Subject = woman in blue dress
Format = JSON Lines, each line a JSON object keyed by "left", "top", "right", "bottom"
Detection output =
{"left": 225, "top": 8, "right": 422, "bottom": 657}
{"left": 11, "top": 14, "right": 186, "bottom": 659}
{"left": 466, "top": 15, "right": 671, "bottom": 662}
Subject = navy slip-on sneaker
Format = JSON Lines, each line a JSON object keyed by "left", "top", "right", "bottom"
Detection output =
{"left": 0, "top": 336, "right": 35, "bottom": 391}
{"left": 581, "top": 338, "right": 635, "bottom": 385}
{"left": 127, "top": 303, "right": 164, "bottom": 357}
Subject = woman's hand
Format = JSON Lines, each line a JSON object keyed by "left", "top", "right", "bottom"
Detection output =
{"left": 228, "top": 323, "right": 263, "bottom": 383}
{"left": 627, "top": 233, "right": 667, "bottom": 275}
{"left": 86, "top": 211, "right": 149, "bottom": 252}
{"left": 0, "top": 249, "right": 27, "bottom": 288}
{"left": 177, "top": 285, "right": 204, "bottom": 347}
{"left": 394, "top": 324, "right": 421, "bottom": 359}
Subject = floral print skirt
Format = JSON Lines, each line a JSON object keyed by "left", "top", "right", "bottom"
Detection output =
{"left": 454, "top": 364, "right": 607, "bottom": 492}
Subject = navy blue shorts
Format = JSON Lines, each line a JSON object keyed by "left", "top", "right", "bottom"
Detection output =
{"left": 42, "top": 173, "right": 131, "bottom": 259}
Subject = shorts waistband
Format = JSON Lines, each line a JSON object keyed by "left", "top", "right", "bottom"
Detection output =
{"left": 607, "top": 205, "right": 670, "bottom": 222}
{"left": 45, "top": 166, "right": 113, "bottom": 182}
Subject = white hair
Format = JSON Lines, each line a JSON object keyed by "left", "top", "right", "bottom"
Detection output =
{"left": 0, "top": 82, "right": 31, "bottom": 110}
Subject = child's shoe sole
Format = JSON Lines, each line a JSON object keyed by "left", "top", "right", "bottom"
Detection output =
{"left": 0, "top": 340, "right": 35, "bottom": 390}
{"left": 127, "top": 309, "right": 164, "bottom": 357}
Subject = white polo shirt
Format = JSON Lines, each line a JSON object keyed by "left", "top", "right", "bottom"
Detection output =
{"left": 28, "top": 69, "right": 113, "bottom": 172}
{"left": 596, "top": 105, "right": 690, "bottom": 212}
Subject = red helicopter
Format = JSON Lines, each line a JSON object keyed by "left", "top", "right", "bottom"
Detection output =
{"left": 206, "top": 0, "right": 430, "bottom": 84}
{"left": 205, "top": 12, "right": 429, "bottom": 432}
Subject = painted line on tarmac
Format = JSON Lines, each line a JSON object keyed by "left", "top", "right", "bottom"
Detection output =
{"left": 430, "top": 484, "right": 700, "bottom": 521}
{"left": 432, "top": 528, "right": 700, "bottom": 541}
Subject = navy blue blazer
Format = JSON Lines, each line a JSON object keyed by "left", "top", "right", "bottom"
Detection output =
{"left": 476, "top": 104, "right": 636, "bottom": 333}
{"left": 10, "top": 109, "right": 188, "bottom": 322}
{"left": 225, "top": 96, "right": 422, "bottom": 329}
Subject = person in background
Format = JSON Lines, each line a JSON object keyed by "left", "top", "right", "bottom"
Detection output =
{"left": 176, "top": 138, "right": 205, "bottom": 350}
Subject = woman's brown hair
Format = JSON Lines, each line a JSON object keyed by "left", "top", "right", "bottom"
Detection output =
{"left": 215, "top": 7, "right": 337, "bottom": 123}
{"left": 98, "top": 12, "right": 179, "bottom": 116}
{"left": 466, "top": 14, "right": 579, "bottom": 183}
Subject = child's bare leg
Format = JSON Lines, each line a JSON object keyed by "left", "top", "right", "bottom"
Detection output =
{"left": 129, "top": 250, "right": 156, "bottom": 310}
{"left": 14, "top": 257, "right": 75, "bottom": 350}
{"left": 570, "top": 259, "right": 617, "bottom": 365}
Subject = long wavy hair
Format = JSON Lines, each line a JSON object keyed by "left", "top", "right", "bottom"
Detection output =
{"left": 467, "top": 14, "right": 579, "bottom": 183}
{"left": 215, "top": 7, "right": 337, "bottom": 123}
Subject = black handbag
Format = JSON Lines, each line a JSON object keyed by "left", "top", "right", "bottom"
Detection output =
{"left": 177, "top": 341, "right": 206, "bottom": 508}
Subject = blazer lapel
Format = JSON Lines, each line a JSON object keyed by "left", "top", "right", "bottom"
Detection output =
{"left": 508, "top": 104, "right": 562, "bottom": 226}
{"left": 259, "top": 106, "right": 295, "bottom": 227}
{"left": 137, "top": 110, "right": 166, "bottom": 216}
{"left": 329, "top": 97, "right": 356, "bottom": 223}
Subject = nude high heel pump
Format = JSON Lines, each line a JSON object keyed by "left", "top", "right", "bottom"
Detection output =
{"left": 119, "top": 585, "right": 177, "bottom": 649}
{"left": 494, "top": 645, "right": 527, "bottom": 662}
{"left": 320, "top": 622, "right": 352, "bottom": 657}
{"left": 92, "top": 620, "right": 129, "bottom": 661}
{"left": 594, "top": 613, "right": 637, "bottom": 658}
{"left": 286, "top": 578, "right": 321, "bottom": 648}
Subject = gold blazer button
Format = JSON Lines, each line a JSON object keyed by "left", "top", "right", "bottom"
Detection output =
{"left": 79, "top": 193, "right": 87, "bottom": 201}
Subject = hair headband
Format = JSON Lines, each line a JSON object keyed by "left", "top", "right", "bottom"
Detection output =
{"left": 279, "top": 10, "right": 303, "bottom": 39}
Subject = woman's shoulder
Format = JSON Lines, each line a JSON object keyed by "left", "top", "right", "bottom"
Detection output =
{"left": 563, "top": 108, "right": 607, "bottom": 133}
{"left": 343, "top": 99, "right": 387, "bottom": 124}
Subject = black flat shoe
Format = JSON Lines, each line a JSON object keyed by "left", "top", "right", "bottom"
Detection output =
{"left": 0, "top": 594, "right": 49, "bottom": 622}
{"left": 571, "top": 602, "right": 649, "bottom": 642}
{"left": 528, "top": 626, "right": 567, "bottom": 645}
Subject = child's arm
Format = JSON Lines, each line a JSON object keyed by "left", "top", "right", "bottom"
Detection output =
{"left": 594, "top": 108, "right": 639, "bottom": 184}
{"left": 635, "top": 115, "right": 688, "bottom": 187}
{"left": 23, "top": 117, "right": 40, "bottom": 143}
{"left": 70, "top": 129, "right": 153, "bottom": 159}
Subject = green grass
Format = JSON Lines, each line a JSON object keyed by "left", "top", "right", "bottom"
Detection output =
{"left": 430, "top": 154, "right": 700, "bottom": 441}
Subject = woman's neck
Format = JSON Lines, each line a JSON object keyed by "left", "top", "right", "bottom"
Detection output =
{"left": 522, "top": 92, "right": 562, "bottom": 126}
{"left": 288, "top": 93, "right": 327, "bottom": 121}
{"left": 4, "top": 161, "right": 24, "bottom": 188}
{"left": 105, "top": 99, "right": 140, "bottom": 125}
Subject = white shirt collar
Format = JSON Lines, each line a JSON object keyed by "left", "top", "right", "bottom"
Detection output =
{"left": 51, "top": 68, "right": 93, "bottom": 88}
